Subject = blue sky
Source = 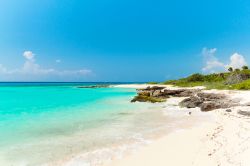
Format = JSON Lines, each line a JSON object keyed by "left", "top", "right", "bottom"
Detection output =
{"left": 1, "top": 0, "right": 250, "bottom": 81}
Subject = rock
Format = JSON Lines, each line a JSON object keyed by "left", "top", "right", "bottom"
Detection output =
{"left": 225, "top": 73, "right": 250, "bottom": 85}
{"left": 179, "top": 96, "right": 203, "bottom": 108}
{"left": 144, "top": 86, "right": 165, "bottom": 91}
{"left": 152, "top": 90, "right": 162, "bottom": 97}
{"left": 200, "top": 102, "right": 221, "bottom": 112}
{"left": 177, "top": 90, "right": 196, "bottom": 97}
{"left": 237, "top": 110, "right": 250, "bottom": 116}
{"left": 137, "top": 91, "right": 151, "bottom": 97}
{"left": 131, "top": 95, "right": 166, "bottom": 103}
{"left": 162, "top": 89, "right": 184, "bottom": 96}
{"left": 225, "top": 109, "right": 232, "bottom": 112}
{"left": 197, "top": 93, "right": 225, "bottom": 100}
{"left": 161, "top": 89, "right": 199, "bottom": 97}
{"left": 220, "top": 100, "right": 239, "bottom": 108}
{"left": 131, "top": 96, "right": 147, "bottom": 102}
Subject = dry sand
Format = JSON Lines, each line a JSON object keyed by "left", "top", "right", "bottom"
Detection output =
{"left": 104, "top": 84, "right": 250, "bottom": 166}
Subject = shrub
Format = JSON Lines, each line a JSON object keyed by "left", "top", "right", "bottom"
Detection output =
{"left": 242, "top": 66, "right": 249, "bottom": 70}
{"left": 235, "top": 68, "right": 241, "bottom": 73}
{"left": 187, "top": 73, "right": 204, "bottom": 82}
{"left": 231, "top": 79, "right": 250, "bottom": 90}
{"left": 203, "top": 73, "right": 226, "bottom": 82}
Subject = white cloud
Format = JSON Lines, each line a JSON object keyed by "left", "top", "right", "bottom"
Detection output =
{"left": 202, "top": 48, "right": 248, "bottom": 73}
{"left": 23, "top": 51, "right": 35, "bottom": 60}
{"left": 227, "top": 53, "right": 247, "bottom": 69}
{"left": 0, "top": 51, "right": 92, "bottom": 80}
{"left": 202, "top": 48, "right": 225, "bottom": 73}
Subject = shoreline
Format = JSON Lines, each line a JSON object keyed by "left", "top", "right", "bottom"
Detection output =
{"left": 103, "top": 84, "right": 250, "bottom": 166}
{"left": 2, "top": 84, "right": 249, "bottom": 166}
{"left": 63, "top": 84, "right": 214, "bottom": 166}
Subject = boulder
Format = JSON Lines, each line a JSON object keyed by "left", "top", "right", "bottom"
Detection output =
{"left": 179, "top": 96, "right": 203, "bottom": 108}
{"left": 200, "top": 102, "right": 221, "bottom": 112}
{"left": 177, "top": 90, "right": 195, "bottom": 97}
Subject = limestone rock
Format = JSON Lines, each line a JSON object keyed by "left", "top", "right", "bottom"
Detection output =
{"left": 179, "top": 96, "right": 203, "bottom": 108}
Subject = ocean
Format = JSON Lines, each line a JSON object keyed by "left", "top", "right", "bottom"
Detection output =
{"left": 0, "top": 83, "right": 174, "bottom": 166}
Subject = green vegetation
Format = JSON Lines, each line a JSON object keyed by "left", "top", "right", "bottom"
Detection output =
{"left": 161, "top": 66, "right": 250, "bottom": 90}
{"left": 242, "top": 66, "right": 249, "bottom": 70}
{"left": 231, "top": 79, "right": 250, "bottom": 90}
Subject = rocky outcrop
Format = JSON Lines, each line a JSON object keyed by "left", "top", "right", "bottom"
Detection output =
{"left": 161, "top": 89, "right": 199, "bottom": 97}
{"left": 197, "top": 92, "right": 225, "bottom": 100}
{"left": 225, "top": 73, "right": 250, "bottom": 85}
{"left": 179, "top": 96, "right": 203, "bottom": 108}
{"left": 132, "top": 86, "right": 199, "bottom": 103}
{"left": 131, "top": 95, "right": 166, "bottom": 103}
{"left": 200, "top": 102, "right": 221, "bottom": 112}
{"left": 132, "top": 86, "right": 240, "bottom": 111}
{"left": 179, "top": 92, "right": 239, "bottom": 112}
{"left": 131, "top": 86, "right": 167, "bottom": 103}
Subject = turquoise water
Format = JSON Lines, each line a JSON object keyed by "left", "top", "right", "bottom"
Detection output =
{"left": 0, "top": 83, "right": 170, "bottom": 166}
{"left": 0, "top": 85, "right": 134, "bottom": 146}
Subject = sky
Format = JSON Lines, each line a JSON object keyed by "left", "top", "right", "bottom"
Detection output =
{"left": 1, "top": 0, "right": 250, "bottom": 82}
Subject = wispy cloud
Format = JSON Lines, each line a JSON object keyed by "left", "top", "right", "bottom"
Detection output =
{"left": 202, "top": 48, "right": 225, "bottom": 73}
{"left": 0, "top": 51, "right": 92, "bottom": 80}
{"left": 202, "top": 47, "right": 248, "bottom": 73}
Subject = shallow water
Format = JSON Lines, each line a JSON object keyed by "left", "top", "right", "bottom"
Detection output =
{"left": 0, "top": 83, "right": 212, "bottom": 166}
{"left": 0, "top": 84, "right": 165, "bottom": 165}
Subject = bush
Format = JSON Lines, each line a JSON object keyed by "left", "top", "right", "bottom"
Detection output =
{"left": 235, "top": 68, "right": 241, "bottom": 73}
{"left": 242, "top": 66, "right": 249, "bottom": 70}
{"left": 187, "top": 73, "right": 204, "bottom": 82}
{"left": 203, "top": 73, "right": 226, "bottom": 82}
{"left": 231, "top": 79, "right": 250, "bottom": 90}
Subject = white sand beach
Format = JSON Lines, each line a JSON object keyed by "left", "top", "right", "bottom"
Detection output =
{"left": 105, "top": 84, "right": 250, "bottom": 166}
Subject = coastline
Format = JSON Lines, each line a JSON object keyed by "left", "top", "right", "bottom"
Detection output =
{"left": 103, "top": 84, "right": 250, "bottom": 166}
{"left": 1, "top": 83, "right": 249, "bottom": 166}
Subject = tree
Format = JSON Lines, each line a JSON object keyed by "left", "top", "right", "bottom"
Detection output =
{"left": 242, "top": 66, "right": 248, "bottom": 70}
{"left": 228, "top": 67, "right": 233, "bottom": 72}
